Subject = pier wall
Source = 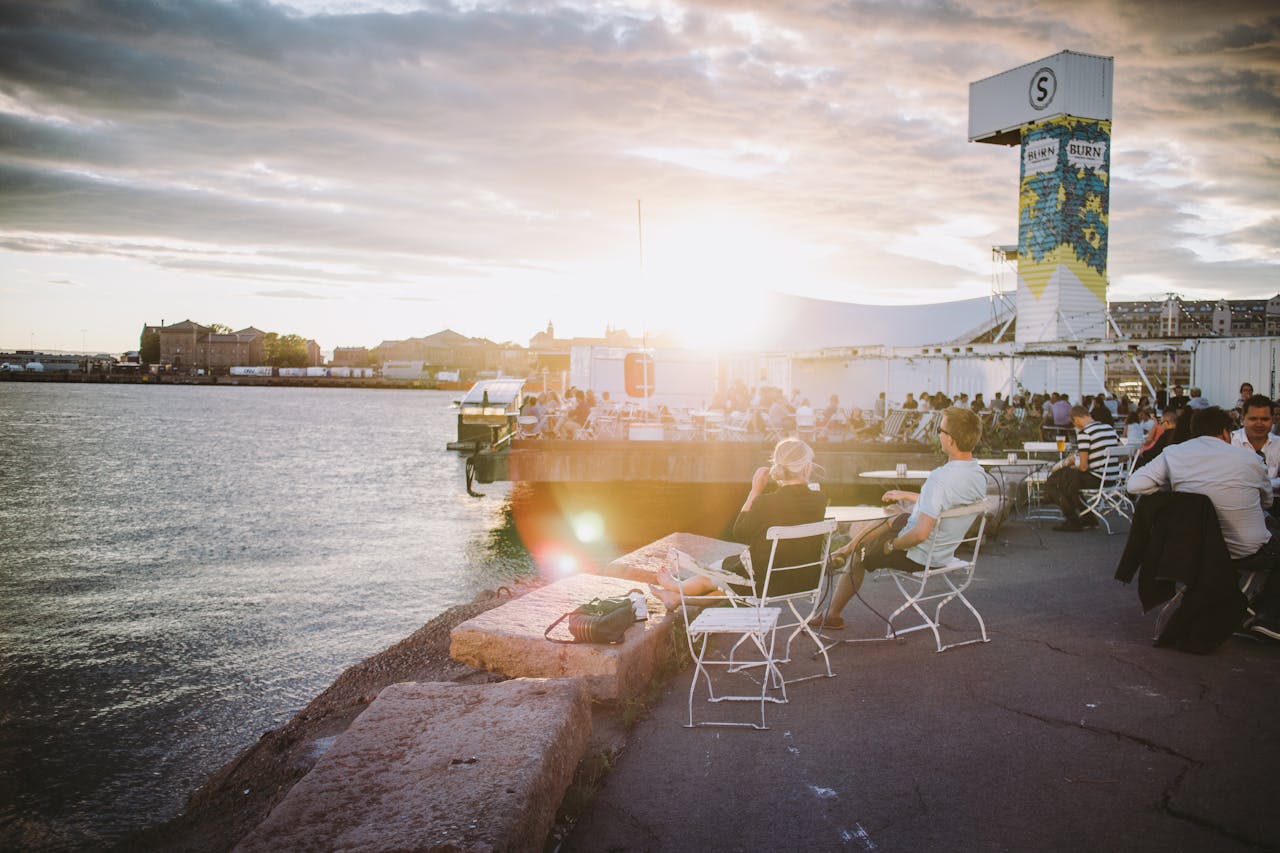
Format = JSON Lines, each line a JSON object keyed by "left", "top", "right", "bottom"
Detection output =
{"left": 489, "top": 440, "right": 940, "bottom": 485}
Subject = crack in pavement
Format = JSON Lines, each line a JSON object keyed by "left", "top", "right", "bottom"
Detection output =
{"left": 989, "top": 699, "right": 1198, "bottom": 762}
{"left": 991, "top": 700, "right": 1275, "bottom": 851}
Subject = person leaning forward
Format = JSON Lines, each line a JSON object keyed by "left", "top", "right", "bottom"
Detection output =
{"left": 811, "top": 407, "right": 987, "bottom": 630}
{"left": 1128, "top": 406, "right": 1280, "bottom": 643}
{"left": 1045, "top": 405, "right": 1121, "bottom": 531}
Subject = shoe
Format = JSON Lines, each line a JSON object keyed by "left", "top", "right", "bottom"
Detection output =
{"left": 1080, "top": 515, "right": 1099, "bottom": 528}
{"left": 808, "top": 615, "right": 844, "bottom": 631}
{"left": 1249, "top": 614, "right": 1280, "bottom": 642}
{"left": 1052, "top": 521, "right": 1085, "bottom": 532}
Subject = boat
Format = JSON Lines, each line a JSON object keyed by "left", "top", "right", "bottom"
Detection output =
{"left": 446, "top": 378, "right": 525, "bottom": 452}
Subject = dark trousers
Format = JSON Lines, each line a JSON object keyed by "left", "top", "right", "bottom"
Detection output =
{"left": 1045, "top": 467, "right": 1102, "bottom": 522}
{"left": 1232, "top": 532, "right": 1280, "bottom": 618}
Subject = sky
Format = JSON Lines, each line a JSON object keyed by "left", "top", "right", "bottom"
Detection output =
{"left": 1, "top": 0, "right": 1277, "bottom": 355}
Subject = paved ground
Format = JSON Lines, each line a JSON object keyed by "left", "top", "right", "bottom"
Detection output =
{"left": 565, "top": 517, "right": 1280, "bottom": 853}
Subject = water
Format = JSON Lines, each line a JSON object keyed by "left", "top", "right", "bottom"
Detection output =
{"left": 0, "top": 384, "right": 535, "bottom": 848}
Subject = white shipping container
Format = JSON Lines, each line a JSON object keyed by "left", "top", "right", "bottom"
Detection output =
{"left": 230, "top": 366, "right": 273, "bottom": 376}
{"left": 328, "top": 366, "right": 352, "bottom": 378}
{"left": 1191, "top": 337, "right": 1280, "bottom": 407}
{"left": 969, "top": 50, "right": 1113, "bottom": 144}
{"left": 305, "top": 366, "right": 328, "bottom": 377}
{"left": 279, "top": 367, "right": 306, "bottom": 377}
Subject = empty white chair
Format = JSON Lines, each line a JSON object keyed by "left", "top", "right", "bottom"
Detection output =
{"left": 675, "top": 560, "right": 787, "bottom": 730}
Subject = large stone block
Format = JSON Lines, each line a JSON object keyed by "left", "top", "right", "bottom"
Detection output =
{"left": 450, "top": 574, "right": 669, "bottom": 701}
{"left": 234, "top": 678, "right": 590, "bottom": 853}
{"left": 603, "top": 532, "right": 745, "bottom": 583}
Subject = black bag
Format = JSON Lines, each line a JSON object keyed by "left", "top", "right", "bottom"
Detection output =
{"left": 544, "top": 593, "right": 641, "bottom": 645}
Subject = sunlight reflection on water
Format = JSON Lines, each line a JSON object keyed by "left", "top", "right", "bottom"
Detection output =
{"left": 0, "top": 384, "right": 532, "bottom": 845}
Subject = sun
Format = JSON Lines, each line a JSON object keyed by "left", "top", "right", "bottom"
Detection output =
{"left": 621, "top": 216, "right": 833, "bottom": 352}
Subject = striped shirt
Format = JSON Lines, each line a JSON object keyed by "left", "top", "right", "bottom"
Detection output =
{"left": 1077, "top": 419, "right": 1121, "bottom": 479}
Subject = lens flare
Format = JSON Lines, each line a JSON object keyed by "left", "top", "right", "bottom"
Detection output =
{"left": 569, "top": 511, "right": 605, "bottom": 543}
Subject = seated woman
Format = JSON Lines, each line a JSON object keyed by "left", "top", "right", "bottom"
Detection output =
{"left": 650, "top": 438, "right": 828, "bottom": 607}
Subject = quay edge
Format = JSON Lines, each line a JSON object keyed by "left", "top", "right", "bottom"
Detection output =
{"left": 471, "top": 440, "right": 941, "bottom": 485}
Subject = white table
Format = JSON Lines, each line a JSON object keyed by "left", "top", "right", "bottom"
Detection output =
{"left": 826, "top": 505, "right": 893, "bottom": 523}
{"left": 859, "top": 469, "right": 932, "bottom": 480}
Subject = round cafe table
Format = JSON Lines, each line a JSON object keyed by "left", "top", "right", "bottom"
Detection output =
{"left": 858, "top": 469, "right": 931, "bottom": 481}
{"left": 825, "top": 504, "right": 900, "bottom": 553}
{"left": 826, "top": 505, "right": 893, "bottom": 523}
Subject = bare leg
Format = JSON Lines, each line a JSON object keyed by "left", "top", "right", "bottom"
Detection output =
{"left": 817, "top": 558, "right": 866, "bottom": 627}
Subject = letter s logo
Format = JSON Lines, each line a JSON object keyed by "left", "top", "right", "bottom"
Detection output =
{"left": 1029, "top": 67, "right": 1057, "bottom": 111}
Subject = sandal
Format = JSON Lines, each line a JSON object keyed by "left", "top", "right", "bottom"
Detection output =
{"left": 808, "top": 615, "right": 844, "bottom": 631}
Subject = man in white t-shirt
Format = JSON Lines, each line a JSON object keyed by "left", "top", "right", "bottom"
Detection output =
{"left": 1128, "top": 406, "right": 1280, "bottom": 643}
{"left": 812, "top": 407, "right": 988, "bottom": 630}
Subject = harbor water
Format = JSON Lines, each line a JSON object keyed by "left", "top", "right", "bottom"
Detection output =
{"left": 0, "top": 384, "right": 539, "bottom": 847}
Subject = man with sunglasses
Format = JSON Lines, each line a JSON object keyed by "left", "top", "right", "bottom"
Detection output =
{"left": 812, "top": 407, "right": 987, "bottom": 630}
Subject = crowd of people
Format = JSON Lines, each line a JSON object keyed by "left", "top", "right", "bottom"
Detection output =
{"left": 652, "top": 379, "right": 1280, "bottom": 651}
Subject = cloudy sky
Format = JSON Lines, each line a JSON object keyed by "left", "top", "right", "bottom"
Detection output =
{"left": 1, "top": 0, "right": 1276, "bottom": 354}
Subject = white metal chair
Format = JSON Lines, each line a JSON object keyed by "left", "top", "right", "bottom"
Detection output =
{"left": 1077, "top": 445, "right": 1138, "bottom": 534}
{"left": 675, "top": 518, "right": 837, "bottom": 727}
{"left": 674, "top": 558, "right": 787, "bottom": 730}
{"left": 515, "top": 415, "right": 541, "bottom": 439}
{"left": 872, "top": 499, "right": 993, "bottom": 652}
{"left": 731, "top": 519, "right": 838, "bottom": 683}
{"left": 795, "top": 411, "right": 817, "bottom": 442}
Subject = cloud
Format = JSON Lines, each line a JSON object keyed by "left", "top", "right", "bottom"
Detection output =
{"left": 0, "top": 0, "right": 1276, "bottom": 349}
{"left": 254, "top": 288, "right": 332, "bottom": 299}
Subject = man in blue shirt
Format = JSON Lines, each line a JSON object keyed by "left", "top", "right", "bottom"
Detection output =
{"left": 812, "top": 407, "right": 988, "bottom": 630}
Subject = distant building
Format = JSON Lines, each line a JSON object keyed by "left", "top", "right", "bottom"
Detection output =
{"left": 1104, "top": 295, "right": 1280, "bottom": 390}
{"left": 140, "top": 320, "right": 267, "bottom": 372}
{"left": 371, "top": 329, "right": 524, "bottom": 378}
{"left": 331, "top": 346, "right": 372, "bottom": 367}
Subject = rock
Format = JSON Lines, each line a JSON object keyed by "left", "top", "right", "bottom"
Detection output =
{"left": 449, "top": 574, "right": 670, "bottom": 701}
{"left": 603, "top": 532, "right": 745, "bottom": 582}
{"left": 234, "top": 678, "right": 591, "bottom": 853}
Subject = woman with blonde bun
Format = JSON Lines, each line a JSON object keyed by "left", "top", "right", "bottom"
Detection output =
{"left": 651, "top": 438, "right": 829, "bottom": 605}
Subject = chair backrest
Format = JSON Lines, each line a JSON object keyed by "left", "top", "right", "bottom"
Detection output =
{"left": 1092, "top": 444, "right": 1137, "bottom": 489}
{"left": 919, "top": 499, "right": 993, "bottom": 570}
{"left": 755, "top": 519, "right": 837, "bottom": 601}
{"left": 881, "top": 409, "right": 909, "bottom": 439}
{"left": 516, "top": 415, "right": 540, "bottom": 437}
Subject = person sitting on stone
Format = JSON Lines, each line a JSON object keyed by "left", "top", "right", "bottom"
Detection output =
{"left": 1129, "top": 406, "right": 1280, "bottom": 643}
{"left": 1045, "top": 405, "right": 1121, "bottom": 531}
{"left": 810, "top": 407, "right": 987, "bottom": 630}
{"left": 649, "top": 438, "right": 828, "bottom": 607}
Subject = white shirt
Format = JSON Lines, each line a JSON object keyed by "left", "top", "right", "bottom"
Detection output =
{"left": 904, "top": 459, "right": 988, "bottom": 565}
{"left": 1128, "top": 436, "right": 1272, "bottom": 559}
{"left": 1231, "top": 428, "right": 1280, "bottom": 491}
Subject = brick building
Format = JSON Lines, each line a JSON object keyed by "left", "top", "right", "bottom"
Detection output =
{"left": 1105, "top": 295, "right": 1280, "bottom": 390}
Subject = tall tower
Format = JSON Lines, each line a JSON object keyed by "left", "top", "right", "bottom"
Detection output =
{"left": 970, "top": 51, "right": 1114, "bottom": 392}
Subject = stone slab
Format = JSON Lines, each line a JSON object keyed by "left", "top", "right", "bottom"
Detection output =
{"left": 603, "top": 531, "right": 745, "bottom": 582}
{"left": 234, "top": 678, "right": 591, "bottom": 853}
{"left": 450, "top": 574, "right": 669, "bottom": 701}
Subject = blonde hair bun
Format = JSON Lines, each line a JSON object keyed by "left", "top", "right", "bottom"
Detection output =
{"left": 770, "top": 438, "right": 819, "bottom": 481}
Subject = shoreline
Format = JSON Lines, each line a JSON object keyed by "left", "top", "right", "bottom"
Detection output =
{"left": 124, "top": 584, "right": 541, "bottom": 852}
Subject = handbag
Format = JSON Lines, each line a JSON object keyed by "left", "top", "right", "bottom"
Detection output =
{"left": 544, "top": 592, "right": 643, "bottom": 645}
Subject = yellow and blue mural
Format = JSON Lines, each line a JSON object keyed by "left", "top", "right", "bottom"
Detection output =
{"left": 1017, "top": 116, "right": 1111, "bottom": 307}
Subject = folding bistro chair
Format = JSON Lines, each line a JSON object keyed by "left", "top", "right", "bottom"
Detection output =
{"left": 675, "top": 518, "right": 837, "bottom": 728}
{"left": 1077, "top": 445, "right": 1138, "bottom": 534}
{"left": 674, "top": 558, "right": 787, "bottom": 730}
{"left": 878, "top": 409, "right": 909, "bottom": 441}
{"left": 515, "top": 415, "right": 541, "bottom": 439}
{"left": 730, "top": 519, "right": 838, "bottom": 684}
{"left": 871, "top": 499, "right": 993, "bottom": 652}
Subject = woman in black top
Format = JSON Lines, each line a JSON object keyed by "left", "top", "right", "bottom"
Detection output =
{"left": 651, "top": 438, "right": 828, "bottom": 604}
